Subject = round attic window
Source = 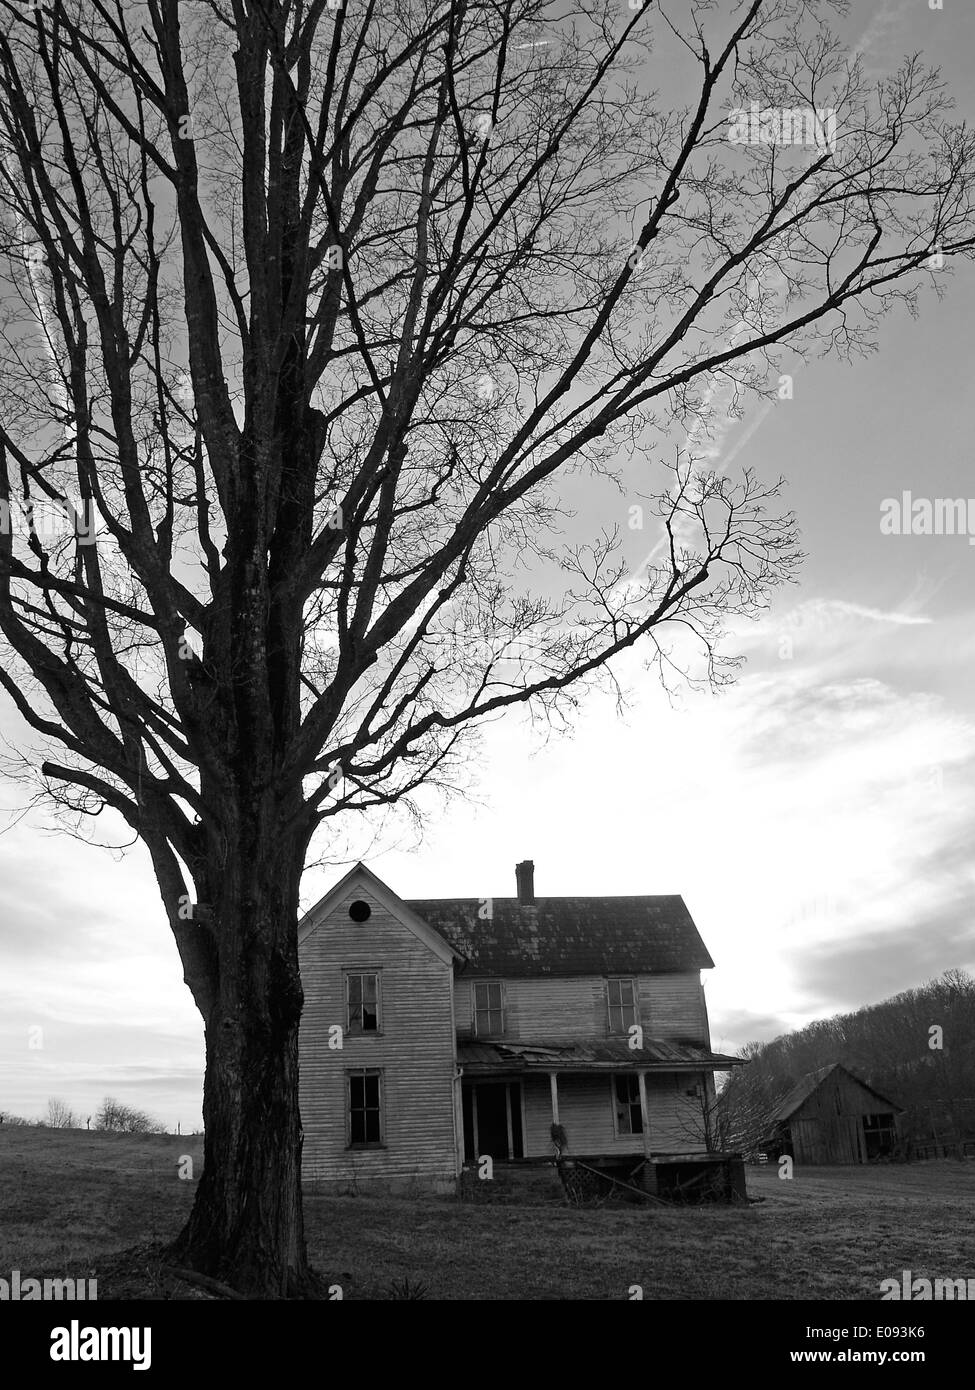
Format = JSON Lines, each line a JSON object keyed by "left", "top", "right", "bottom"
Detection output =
{"left": 349, "top": 899, "right": 371, "bottom": 923}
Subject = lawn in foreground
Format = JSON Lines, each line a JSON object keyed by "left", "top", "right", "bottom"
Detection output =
{"left": 1, "top": 1128, "right": 971, "bottom": 1299}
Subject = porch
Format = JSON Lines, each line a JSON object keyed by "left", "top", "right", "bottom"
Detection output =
{"left": 457, "top": 1037, "right": 742, "bottom": 1164}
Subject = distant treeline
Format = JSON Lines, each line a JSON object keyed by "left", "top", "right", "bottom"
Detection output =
{"left": 722, "top": 969, "right": 975, "bottom": 1153}
{"left": 0, "top": 1096, "right": 190, "bottom": 1134}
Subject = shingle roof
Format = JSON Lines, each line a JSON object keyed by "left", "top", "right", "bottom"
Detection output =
{"left": 772, "top": 1062, "right": 903, "bottom": 1124}
{"left": 405, "top": 896, "right": 714, "bottom": 976}
{"left": 458, "top": 1038, "right": 740, "bottom": 1072}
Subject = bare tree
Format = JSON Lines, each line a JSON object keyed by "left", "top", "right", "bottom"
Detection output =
{"left": 44, "top": 1096, "right": 76, "bottom": 1129}
{"left": 675, "top": 1069, "right": 788, "bottom": 1156}
{"left": 95, "top": 1096, "right": 162, "bottom": 1134}
{"left": 0, "top": 0, "right": 972, "bottom": 1293}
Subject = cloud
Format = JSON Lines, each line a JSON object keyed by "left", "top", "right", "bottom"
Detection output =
{"left": 707, "top": 1007, "right": 795, "bottom": 1054}
{"left": 791, "top": 907, "right": 975, "bottom": 1013}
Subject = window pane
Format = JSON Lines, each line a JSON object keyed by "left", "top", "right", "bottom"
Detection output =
{"left": 614, "top": 1075, "right": 643, "bottom": 1135}
{"left": 348, "top": 974, "right": 379, "bottom": 1031}
{"left": 348, "top": 976, "right": 362, "bottom": 1029}
{"left": 608, "top": 979, "right": 637, "bottom": 1032}
{"left": 349, "top": 1072, "right": 382, "bottom": 1144}
{"left": 474, "top": 983, "right": 503, "bottom": 1034}
{"left": 615, "top": 1095, "right": 632, "bottom": 1133}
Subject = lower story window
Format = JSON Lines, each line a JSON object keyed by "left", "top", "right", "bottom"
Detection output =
{"left": 614, "top": 1074, "right": 643, "bottom": 1135}
{"left": 348, "top": 1069, "right": 383, "bottom": 1146}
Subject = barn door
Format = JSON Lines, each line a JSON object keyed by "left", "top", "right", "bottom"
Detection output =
{"left": 863, "top": 1112, "right": 896, "bottom": 1159}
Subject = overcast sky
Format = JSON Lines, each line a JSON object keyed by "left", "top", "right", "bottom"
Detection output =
{"left": 2, "top": 0, "right": 974, "bottom": 1131}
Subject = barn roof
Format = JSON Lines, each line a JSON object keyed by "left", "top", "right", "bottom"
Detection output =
{"left": 457, "top": 1038, "right": 741, "bottom": 1073}
{"left": 405, "top": 896, "right": 715, "bottom": 976}
{"left": 772, "top": 1063, "right": 903, "bottom": 1124}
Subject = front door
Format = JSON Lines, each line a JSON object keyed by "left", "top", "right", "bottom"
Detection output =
{"left": 462, "top": 1082, "right": 524, "bottom": 1161}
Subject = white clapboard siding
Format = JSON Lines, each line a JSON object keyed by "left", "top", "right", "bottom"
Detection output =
{"left": 640, "top": 973, "right": 709, "bottom": 1042}
{"left": 521, "top": 1072, "right": 708, "bottom": 1157}
{"left": 455, "top": 971, "right": 708, "bottom": 1042}
{"left": 522, "top": 1075, "right": 644, "bottom": 1156}
{"left": 643, "top": 1073, "right": 708, "bottom": 1152}
{"left": 299, "top": 886, "right": 458, "bottom": 1189}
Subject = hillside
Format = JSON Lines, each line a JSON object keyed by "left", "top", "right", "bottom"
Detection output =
{"left": 722, "top": 969, "right": 975, "bottom": 1152}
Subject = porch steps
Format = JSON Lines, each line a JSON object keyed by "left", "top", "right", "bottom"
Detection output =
{"left": 459, "top": 1159, "right": 565, "bottom": 1204}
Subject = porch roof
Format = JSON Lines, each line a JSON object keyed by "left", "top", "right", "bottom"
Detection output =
{"left": 457, "top": 1037, "right": 742, "bottom": 1073}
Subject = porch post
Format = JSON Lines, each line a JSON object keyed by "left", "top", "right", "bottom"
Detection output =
{"left": 453, "top": 1069, "right": 464, "bottom": 1175}
{"left": 637, "top": 1070, "right": 651, "bottom": 1157}
{"left": 549, "top": 1071, "right": 560, "bottom": 1125}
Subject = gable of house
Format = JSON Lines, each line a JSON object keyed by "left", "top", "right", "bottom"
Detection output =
{"left": 298, "top": 864, "right": 461, "bottom": 1191}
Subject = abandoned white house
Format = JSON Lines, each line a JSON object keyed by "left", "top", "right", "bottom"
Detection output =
{"left": 297, "top": 860, "right": 740, "bottom": 1193}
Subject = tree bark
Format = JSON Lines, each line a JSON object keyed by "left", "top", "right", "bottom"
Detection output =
{"left": 167, "top": 831, "right": 316, "bottom": 1298}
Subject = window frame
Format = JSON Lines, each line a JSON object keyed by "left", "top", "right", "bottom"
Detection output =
{"left": 472, "top": 980, "right": 505, "bottom": 1038}
{"left": 344, "top": 968, "right": 382, "bottom": 1036}
{"left": 347, "top": 1068, "right": 385, "bottom": 1148}
{"left": 612, "top": 1073, "right": 644, "bottom": 1136}
{"left": 606, "top": 977, "right": 639, "bottom": 1035}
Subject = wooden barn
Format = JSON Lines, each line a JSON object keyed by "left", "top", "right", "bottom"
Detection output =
{"left": 765, "top": 1063, "right": 902, "bottom": 1164}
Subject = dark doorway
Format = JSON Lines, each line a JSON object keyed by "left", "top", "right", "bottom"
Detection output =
{"left": 863, "top": 1112, "right": 896, "bottom": 1159}
{"left": 462, "top": 1082, "right": 524, "bottom": 1161}
{"left": 476, "top": 1085, "right": 509, "bottom": 1159}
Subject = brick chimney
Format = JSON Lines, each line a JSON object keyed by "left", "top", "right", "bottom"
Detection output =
{"left": 515, "top": 859, "right": 535, "bottom": 906}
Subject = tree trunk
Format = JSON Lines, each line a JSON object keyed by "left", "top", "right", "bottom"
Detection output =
{"left": 168, "top": 831, "right": 316, "bottom": 1298}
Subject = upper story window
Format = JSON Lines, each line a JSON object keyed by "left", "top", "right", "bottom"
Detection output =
{"left": 606, "top": 977, "right": 638, "bottom": 1034}
{"left": 473, "top": 981, "right": 504, "bottom": 1037}
{"left": 346, "top": 971, "right": 380, "bottom": 1034}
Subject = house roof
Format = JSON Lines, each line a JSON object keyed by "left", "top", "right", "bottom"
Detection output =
{"left": 458, "top": 1038, "right": 741, "bottom": 1073}
{"left": 772, "top": 1062, "right": 904, "bottom": 1124}
{"left": 405, "top": 896, "right": 715, "bottom": 976}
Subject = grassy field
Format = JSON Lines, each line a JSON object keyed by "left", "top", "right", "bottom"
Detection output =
{"left": 1, "top": 1126, "right": 973, "bottom": 1299}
